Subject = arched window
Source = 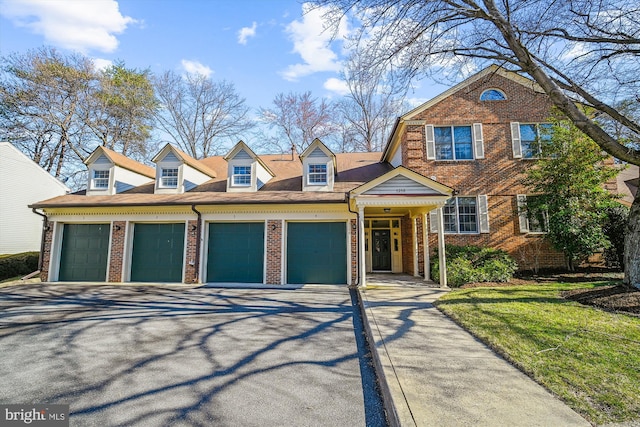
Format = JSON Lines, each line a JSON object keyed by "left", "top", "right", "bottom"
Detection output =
{"left": 480, "top": 89, "right": 506, "bottom": 101}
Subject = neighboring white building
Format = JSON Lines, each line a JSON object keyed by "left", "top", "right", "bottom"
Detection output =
{"left": 0, "top": 142, "right": 69, "bottom": 254}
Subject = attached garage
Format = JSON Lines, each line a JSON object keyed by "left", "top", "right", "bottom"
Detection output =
{"left": 287, "top": 222, "right": 347, "bottom": 284}
{"left": 58, "top": 223, "right": 110, "bottom": 281}
{"left": 130, "top": 223, "right": 185, "bottom": 282}
{"left": 207, "top": 222, "right": 264, "bottom": 283}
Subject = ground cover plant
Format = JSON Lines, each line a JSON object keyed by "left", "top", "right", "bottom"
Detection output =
{"left": 435, "top": 282, "right": 640, "bottom": 425}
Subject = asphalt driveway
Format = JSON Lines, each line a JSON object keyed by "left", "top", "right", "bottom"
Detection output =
{"left": 0, "top": 283, "right": 372, "bottom": 426}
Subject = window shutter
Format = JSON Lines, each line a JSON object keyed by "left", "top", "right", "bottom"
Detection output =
{"left": 472, "top": 123, "right": 484, "bottom": 159}
{"left": 517, "top": 195, "right": 529, "bottom": 233}
{"left": 425, "top": 125, "right": 436, "bottom": 160}
{"left": 511, "top": 122, "right": 522, "bottom": 158}
{"left": 478, "top": 195, "right": 489, "bottom": 233}
{"left": 429, "top": 210, "right": 439, "bottom": 233}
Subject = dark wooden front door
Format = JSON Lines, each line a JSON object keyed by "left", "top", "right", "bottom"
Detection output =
{"left": 372, "top": 229, "right": 391, "bottom": 271}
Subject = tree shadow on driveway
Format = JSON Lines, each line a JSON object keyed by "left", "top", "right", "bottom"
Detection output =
{"left": 0, "top": 284, "right": 369, "bottom": 426}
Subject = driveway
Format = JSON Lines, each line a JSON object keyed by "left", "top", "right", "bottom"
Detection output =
{"left": 0, "top": 284, "right": 372, "bottom": 426}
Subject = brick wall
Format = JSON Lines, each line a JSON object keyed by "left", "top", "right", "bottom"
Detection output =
{"left": 403, "top": 73, "right": 566, "bottom": 270}
{"left": 39, "top": 224, "right": 53, "bottom": 282}
{"left": 401, "top": 214, "right": 413, "bottom": 274}
{"left": 184, "top": 219, "right": 199, "bottom": 283}
{"left": 108, "top": 221, "right": 126, "bottom": 282}
{"left": 350, "top": 219, "right": 357, "bottom": 285}
{"left": 266, "top": 220, "right": 282, "bottom": 284}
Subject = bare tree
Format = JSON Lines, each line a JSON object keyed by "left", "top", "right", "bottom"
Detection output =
{"left": 337, "top": 50, "right": 404, "bottom": 152}
{"left": 259, "top": 91, "right": 338, "bottom": 153}
{"left": 314, "top": 0, "right": 640, "bottom": 288}
{"left": 0, "top": 47, "right": 95, "bottom": 179}
{"left": 154, "top": 71, "right": 253, "bottom": 159}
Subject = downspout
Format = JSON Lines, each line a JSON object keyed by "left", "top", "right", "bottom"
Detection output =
{"left": 190, "top": 204, "right": 202, "bottom": 283}
{"left": 31, "top": 208, "right": 48, "bottom": 273}
{"left": 347, "top": 193, "right": 360, "bottom": 287}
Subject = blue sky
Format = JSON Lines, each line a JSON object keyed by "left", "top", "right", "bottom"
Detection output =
{"left": 0, "top": 0, "right": 446, "bottom": 114}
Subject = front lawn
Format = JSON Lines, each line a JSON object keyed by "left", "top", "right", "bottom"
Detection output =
{"left": 435, "top": 282, "right": 640, "bottom": 425}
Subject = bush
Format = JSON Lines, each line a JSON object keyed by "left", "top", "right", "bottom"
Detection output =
{"left": 0, "top": 252, "right": 39, "bottom": 281}
{"left": 431, "top": 245, "right": 518, "bottom": 287}
{"left": 602, "top": 204, "right": 629, "bottom": 271}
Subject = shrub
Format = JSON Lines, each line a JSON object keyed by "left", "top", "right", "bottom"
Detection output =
{"left": 431, "top": 245, "right": 518, "bottom": 287}
{"left": 602, "top": 204, "right": 629, "bottom": 271}
{"left": 0, "top": 252, "right": 39, "bottom": 281}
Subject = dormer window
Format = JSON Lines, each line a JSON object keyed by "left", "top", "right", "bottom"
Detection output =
{"left": 91, "top": 170, "right": 110, "bottom": 190}
{"left": 308, "top": 164, "right": 327, "bottom": 185}
{"left": 232, "top": 166, "right": 251, "bottom": 186}
{"left": 161, "top": 168, "right": 179, "bottom": 188}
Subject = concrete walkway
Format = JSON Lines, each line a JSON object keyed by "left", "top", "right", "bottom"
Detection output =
{"left": 359, "top": 276, "right": 590, "bottom": 427}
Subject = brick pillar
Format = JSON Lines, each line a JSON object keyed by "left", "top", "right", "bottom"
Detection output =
{"left": 350, "top": 219, "right": 358, "bottom": 286}
{"left": 108, "top": 221, "right": 126, "bottom": 282}
{"left": 266, "top": 220, "right": 282, "bottom": 285}
{"left": 40, "top": 224, "right": 53, "bottom": 282}
{"left": 416, "top": 216, "right": 424, "bottom": 277}
{"left": 184, "top": 219, "right": 199, "bottom": 284}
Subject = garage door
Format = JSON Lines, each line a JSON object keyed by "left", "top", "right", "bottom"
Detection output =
{"left": 207, "top": 222, "right": 264, "bottom": 283}
{"left": 287, "top": 222, "right": 347, "bottom": 284}
{"left": 130, "top": 223, "right": 185, "bottom": 282}
{"left": 59, "top": 223, "right": 110, "bottom": 281}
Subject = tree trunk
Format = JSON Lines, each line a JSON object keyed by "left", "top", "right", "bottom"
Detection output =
{"left": 624, "top": 188, "right": 640, "bottom": 289}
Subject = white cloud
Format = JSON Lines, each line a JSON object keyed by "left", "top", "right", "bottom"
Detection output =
{"left": 92, "top": 58, "right": 113, "bottom": 71}
{"left": 238, "top": 21, "right": 257, "bottom": 45}
{"left": 323, "top": 77, "right": 350, "bottom": 96}
{"left": 0, "top": 0, "right": 136, "bottom": 53}
{"left": 281, "top": 3, "right": 349, "bottom": 81}
{"left": 181, "top": 60, "right": 213, "bottom": 78}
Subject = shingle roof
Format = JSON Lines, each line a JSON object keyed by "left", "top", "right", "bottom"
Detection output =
{"left": 31, "top": 151, "right": 392, "bottom": 208}
{"left": 93, "top": 146, "right": 156, "bottom": 178}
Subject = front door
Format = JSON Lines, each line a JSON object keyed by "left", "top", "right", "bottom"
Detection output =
{"left": 372, "top": 229, "right": 391, "bottom": 271}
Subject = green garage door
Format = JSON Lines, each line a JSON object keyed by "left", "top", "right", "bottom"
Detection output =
{"left": 130, "top": 223, "right": 185, "bottom": 282}
{"left": 287, "top": 222, "right": 347, "bottom": 284}
{"left": 59, "top": 223, "right": 110, "bottom": 281}
{"left": 207, "top": 222, "right": 264, "bottom": 283}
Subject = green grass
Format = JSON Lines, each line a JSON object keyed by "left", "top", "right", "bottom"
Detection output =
{"left": 435, "top": 282, "right": 640, "bottom": 425}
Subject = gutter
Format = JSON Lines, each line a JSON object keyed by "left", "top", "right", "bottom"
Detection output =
{"left": 191, "top": 204, "right": 202, "bottom": 283}
{"left": 31, "top": 208, "right": 48, "bottom": 272}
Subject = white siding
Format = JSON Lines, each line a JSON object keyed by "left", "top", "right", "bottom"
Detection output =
{"left": 0, "top": 143, "right": 69, "bottom": 254}
{"left": 363, "top": 175, "right": 440, "bottom": 195}
{"left": 113, "top": 166, "right": 153, "bottom": 193}
{"left": 390, "top": 146, "right": 402, "bottom": 167}
{"left": 182, "top": 165, "right": 211, "bottom": 192}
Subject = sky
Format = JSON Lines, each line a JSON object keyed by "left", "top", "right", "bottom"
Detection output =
{"left": 0, "top": 0, "right": 448, "bottom": 115}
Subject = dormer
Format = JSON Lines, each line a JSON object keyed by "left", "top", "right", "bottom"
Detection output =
{"left": 152, "top": 144, "right": 216, "bottom": 194}
{"left": 85, "top": 146, "right": 155, "bottom": 196}
{"left": 300, "top": 139, "right": 336, "bottom": 191}
{"left": 224, "top": 141, "right": 275, "bottom": 192}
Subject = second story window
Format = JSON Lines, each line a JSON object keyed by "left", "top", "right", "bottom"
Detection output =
{"left": 161, "top": 168, "right": 179, "bottom": 188}
{"left": 91, "top": 170, "right": 110, "bottom": 189}
{"left": 308, "top": 164, "right": 327, "bottom": 185}
{"left": 232, "top": 166, "right": 251, "bottom": 186}
{"left": 435, "top": 126, "right": 473, "bottom": 160}
{"left": 519, "top": 123, "right": 553, "bottom": 158}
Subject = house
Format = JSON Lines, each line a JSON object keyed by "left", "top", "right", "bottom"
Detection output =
{"left": 0, "top": 142, "right": 69, "bottom": 254}
{"left": 30, "top": 65, "right": 621, "bottom": 285}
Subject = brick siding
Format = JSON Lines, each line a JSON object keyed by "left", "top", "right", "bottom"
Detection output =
{"left": 39, "top": 224, "right": 53, "bottom": 282}
{"left": 108, "top": 221, "right": 126, "bottom": 282}
{"left": 266, "top": 220, "right": 282, "bottom": 284}
{"left": 184, "top": 219, "right": 199, "bottom": 283}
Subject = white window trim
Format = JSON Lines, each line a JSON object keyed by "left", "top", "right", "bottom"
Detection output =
{"left": 480, "top": 88, "right": 507, "bottom": 101}
{"left": 517, "top": 194, "right": 549, "bottom": 234}
{"left": 511, "top": 122, "right": 552, "bottom": 159}
{"left": 307, "top": 163, "right": 327, "bottom": 185}
{"left": 232, "top": 165, "right": 252, "bottom": 187}
{"left": 426, "top": 124, "right": 484, "bottom": 161}
{"left": 430, "top": 195, "right": 489, "bottom": 234}
{"left": 90, "top": 168, "right": 110, "bottom": 190}
{"left": 160, "top": 167, "right": 179, "bottom": 188}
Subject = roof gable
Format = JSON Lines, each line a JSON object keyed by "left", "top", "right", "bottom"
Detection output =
{"left": 300, "top": 138, "right": 337, "bottom": 172}
{"left": 152, "top": 143, "right": 217, "bottom": 178}
{"left": 85, "top": 146, "right": 156, "bottom": 179}
{"left": 224, "top": 141, "right": 275, "bottom": 177}
{"left": 0, "top": 142, "right": 70, "bottom": 192}
{"left": 351, "top": 166, "right": 454, "bottom": 197}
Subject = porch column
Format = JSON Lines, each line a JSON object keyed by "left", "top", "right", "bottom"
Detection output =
{"left": 358, "top": 205, "right": 366, "bottom": 287}
{"left": 423, "top": 213, "right": 430, "bottom": 282}
{"left": 412, "top": 216, "right": 419, "bottom": 277}
{"left": 437, "top": 206, "right": 448, "bottom": 288}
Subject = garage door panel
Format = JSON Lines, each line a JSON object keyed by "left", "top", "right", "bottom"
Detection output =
{"left": 130, "top": 223, "right": 185, "bottom": 282}
{"left": 207, "top": 223, "right": 264, "bottom": 283}
{"left": 287, "top": 222, "right": 347, "bottom": 285}
{"left": 59, "top": 224, "right": 110, "bottom": 282}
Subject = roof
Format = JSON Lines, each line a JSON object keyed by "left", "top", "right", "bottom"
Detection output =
{"left": 152, "top": 143, "right": 217, "bottom": 178}
{"left": 617, "top": 163, "right": 639, "bottom": 207}
{"left": 31, "top": 151, "right": 392, "bottom": 208}
{"left": 85, "top": 146, "right": 156, "bottom": 179}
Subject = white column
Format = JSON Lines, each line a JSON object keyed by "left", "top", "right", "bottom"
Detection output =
{"left": 423, "top": 213, "right": 430, "bottom": 282}
{"left": 437, "top": 206, "right": 448, "bottom": 288}
{"left": 358, "top": 205, "right": 366, "bottom": 288}
{"left": 412, "top": 216, "right": 419, "bottom": 277}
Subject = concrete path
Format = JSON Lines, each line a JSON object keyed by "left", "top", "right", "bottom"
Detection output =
{"left": 359, "top": 282, "right": 591, "bottom": 427}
